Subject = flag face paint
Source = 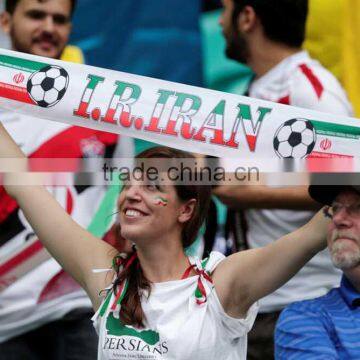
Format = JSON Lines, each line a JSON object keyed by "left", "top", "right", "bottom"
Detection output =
{"left": 0, "top": 49, "right": 359, "bottom": 165}
{"left": 154, "top": 196, "right": 168, "bottom": 207}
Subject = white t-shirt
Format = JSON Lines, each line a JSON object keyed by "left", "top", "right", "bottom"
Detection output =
{"left": 0, "top": 111, "right": 119, "bottom": 341}
{"left": 246, "top": 51, "right": 352, "bottom": 312}
{"left": 93, "top": 252, "right": 258, "bottom": 360}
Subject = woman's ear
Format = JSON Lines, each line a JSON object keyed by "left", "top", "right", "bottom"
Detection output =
{"left": 178, "top": 199, "right": 196, "bottom": 224}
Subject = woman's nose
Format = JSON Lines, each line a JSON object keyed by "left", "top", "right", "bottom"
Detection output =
{"left": 124, "top": 185, "right": 142, "bottom": 201}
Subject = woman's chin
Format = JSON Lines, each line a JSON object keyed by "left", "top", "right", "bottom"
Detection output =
{"left": 120, "top": 227, "right": 143, "bottom": 244}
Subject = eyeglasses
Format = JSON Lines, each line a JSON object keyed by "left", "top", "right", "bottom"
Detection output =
{"left": 326, "top": 201, "right": 360, "bottom": 219}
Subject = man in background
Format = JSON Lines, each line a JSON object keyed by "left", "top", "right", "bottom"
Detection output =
{"left": 215, "top": 0, "right": 353, "bottom": 358}
{"left": 276, "top": 185, "right": 360, "bottom": 359}
{"left": 0, "top": 1, "right": 117, "bottom": 358}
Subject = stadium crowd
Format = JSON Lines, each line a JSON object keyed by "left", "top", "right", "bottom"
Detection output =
{"left": 0, "top": 0, "right": 359, "bottom": 359}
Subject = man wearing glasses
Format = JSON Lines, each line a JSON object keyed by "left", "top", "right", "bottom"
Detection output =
{"left": 275, "top": 185, "right": 360, "bottom": 359}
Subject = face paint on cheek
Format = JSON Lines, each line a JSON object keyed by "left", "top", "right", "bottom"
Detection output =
{"left": 154, "top": 196, "right": 168, "bottom": 207}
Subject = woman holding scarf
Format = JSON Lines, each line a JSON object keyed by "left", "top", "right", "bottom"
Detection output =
{"left": 0, "top": 122, "right": 329, "bottom": 359}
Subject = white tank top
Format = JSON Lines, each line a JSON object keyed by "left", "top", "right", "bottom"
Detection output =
{"left": 92, "top": 251, "right": 258, "bottom": 360}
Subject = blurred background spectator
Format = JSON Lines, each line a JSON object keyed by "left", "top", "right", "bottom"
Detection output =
{"left": 201, "top": 0, "right": 360, "bottom": 116}
{"left": 212, "top": 1, "right": 352, "bottom": 359}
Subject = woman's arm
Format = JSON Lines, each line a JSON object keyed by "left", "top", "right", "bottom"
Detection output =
{"left": 0, "top": 122, "right": 118, "bottom": 307}
{"left": 212, "top": 209, "right": 329, "bottom": 318}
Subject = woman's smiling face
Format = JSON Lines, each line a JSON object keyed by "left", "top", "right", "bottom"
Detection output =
{"left": 117, "top": 175, "right": 194, "bottom": 245}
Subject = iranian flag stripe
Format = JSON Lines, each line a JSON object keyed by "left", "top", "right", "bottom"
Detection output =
{"left": 2, "top": 65, "right": 31, "bottom": 84}
{"left": 0, "top": 249, "right": 50, "bottom": 290}
{"left": 307, "top": 118, "right": 360, "bottom": 158}
{"left": 0, "top": 82, "right": 35, "bottom": 104}
{"left": 0, "top": 54, "right": 47, "bottom": 73}
{"left": 311, "top": 131, "right": 357, "bottom": 158}
{"left": 307, "top": 153, "right": 354, "bottom": 172}
{"left": 309, "top": 151, "right": 353, "bottom": 158}
{"left": 0, "top": 56, "right": 43, "bottom": 105}
{"left": 0, "top": 239, "right": 44, "bottom": 276}
{"left": 0, "top": 246, "right": 51, "bottom": 292}
{"left": 312, "top": 120, "right": 360, "bottom": 139}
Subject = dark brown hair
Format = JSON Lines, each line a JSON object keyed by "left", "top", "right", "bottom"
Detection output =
{"left": 113, "top": 146, "right": 212, "bottom": 327}
{"left": 5, "top": 0, "right": 77, "bottom": 16}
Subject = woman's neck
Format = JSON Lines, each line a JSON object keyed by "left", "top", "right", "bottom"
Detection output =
{"left": 136, "top": 238, "right": 190, "bottom": 283}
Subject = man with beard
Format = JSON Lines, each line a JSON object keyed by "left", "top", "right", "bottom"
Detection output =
{"left": 0, "top": 1, "right": 118, "bottom": 359}
{"left": 275, "top": 185, "right": 360, "bottom": 359}
{"left": 1, "top": 0, "right": 73, "bottom": 59}
{"left": 215, "top": 1, "right": 353, "bottom": 358}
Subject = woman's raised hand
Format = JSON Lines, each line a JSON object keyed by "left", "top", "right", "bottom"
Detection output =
{"left": 0, "top": 120, "right": 117, "bottom": 309}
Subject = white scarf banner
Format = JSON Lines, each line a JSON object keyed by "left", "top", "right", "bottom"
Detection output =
{"left": 0, "top": 49, "right": 359, "bottom": 162}
{"left": 0, "top": 49, "right": 360, "bottom": 292}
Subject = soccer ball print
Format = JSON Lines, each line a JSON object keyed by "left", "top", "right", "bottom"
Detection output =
{"left": 273, "top": 118, "right": 316, "bottom": 158}
{"left": 27, "top": 65, "right": 69, "bottom": 108}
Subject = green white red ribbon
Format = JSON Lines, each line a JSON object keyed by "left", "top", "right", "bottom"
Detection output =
{"left": 111, "top": 252, "right": 137, "bottom": 311}
{"left": 181, "top": 257, "right": 213, "bottom": 305}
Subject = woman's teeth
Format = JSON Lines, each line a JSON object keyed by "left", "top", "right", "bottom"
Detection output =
{"left": 126, "top": 209, "right": 143, "bottom": 217}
